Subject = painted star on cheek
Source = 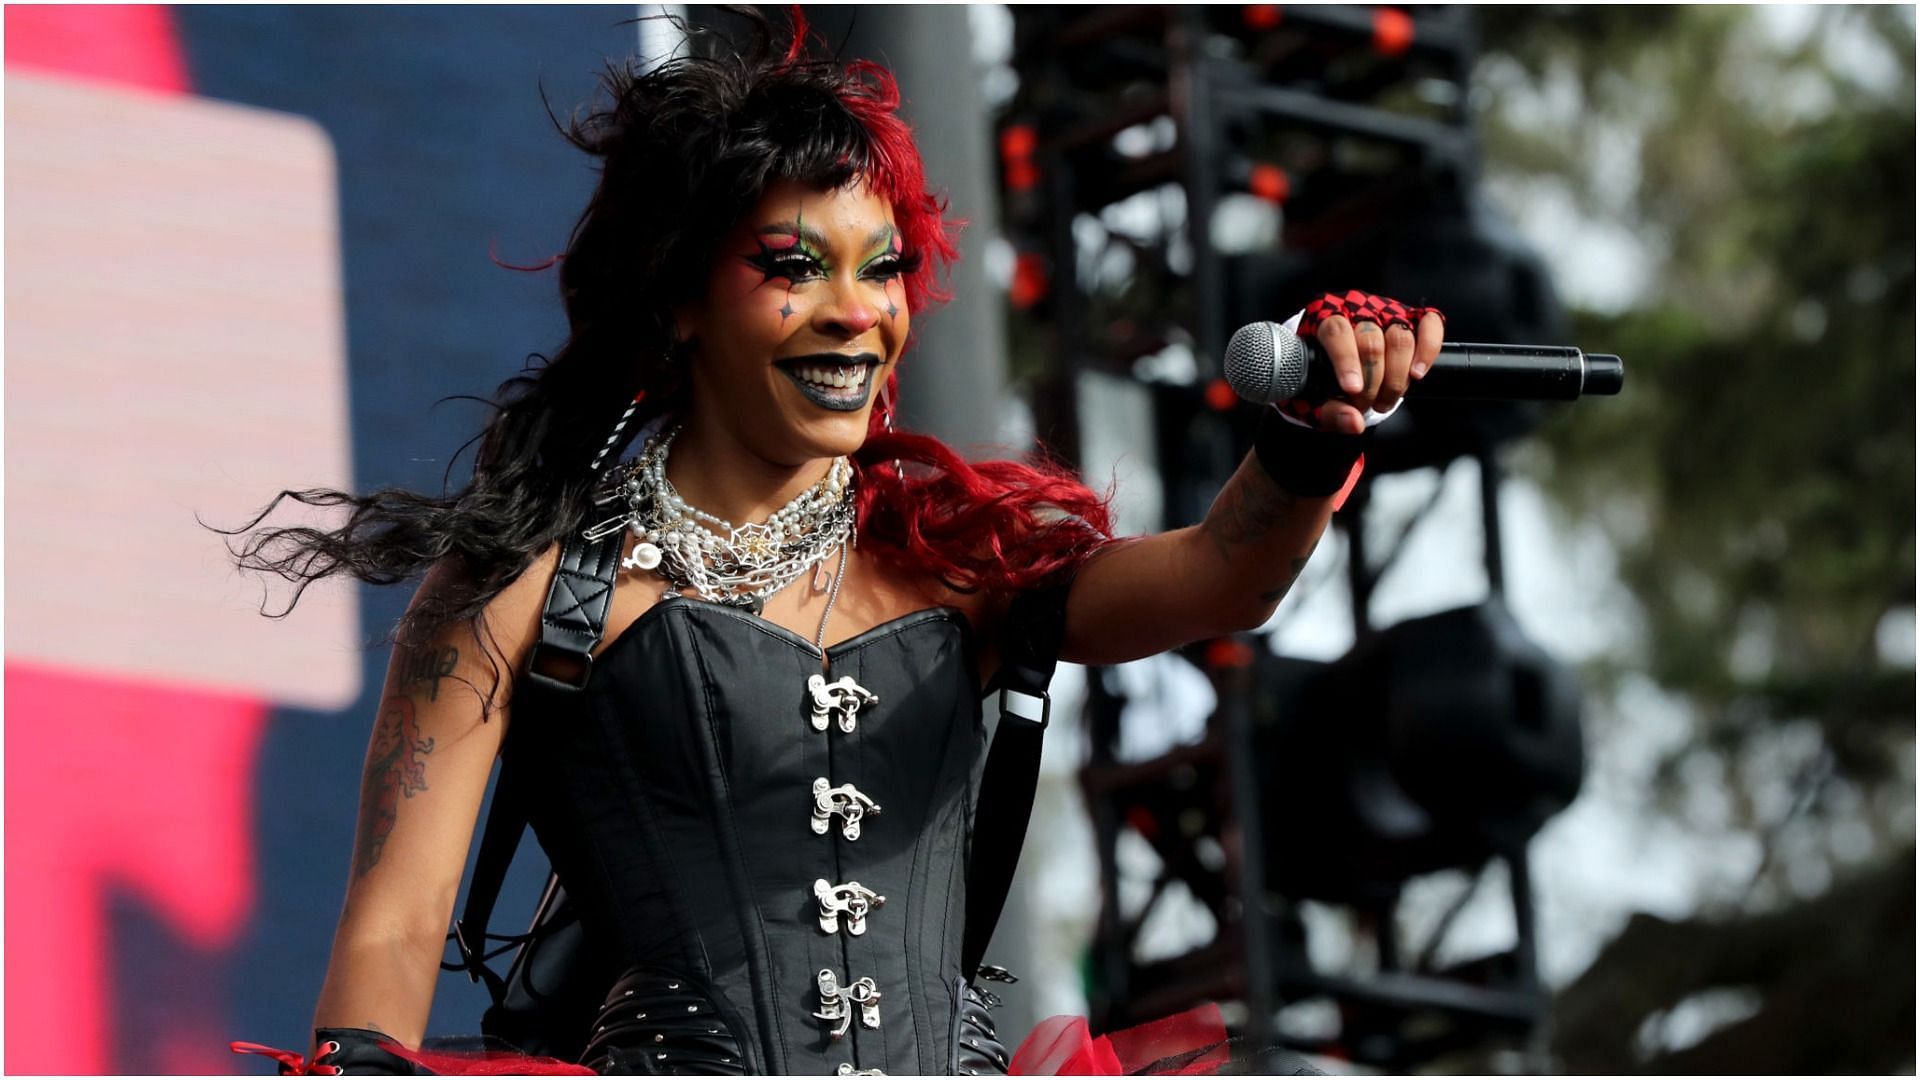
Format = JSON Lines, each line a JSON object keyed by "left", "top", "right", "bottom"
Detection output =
{"left": 781, "top": 205, "right": 805, "bottom": 324}
{"left": 742, "top": 237, "right": 803, "bottom": 323}
{"left": 742, "top": 208, "right": 827, "bottom": 326}
{"left": 861, "top": 228, "right": 908, "bottom": 322}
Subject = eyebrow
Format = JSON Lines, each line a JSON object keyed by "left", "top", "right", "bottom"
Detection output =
{"left": 757, "top": 221, "right": 827, "bottom": 253}
{"left": 756, "top": 221, "right": 899, "bottom": 255}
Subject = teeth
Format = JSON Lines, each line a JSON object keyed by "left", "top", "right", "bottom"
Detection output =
{"left": 793, "top": 364, "right": 865, "bottom": 391}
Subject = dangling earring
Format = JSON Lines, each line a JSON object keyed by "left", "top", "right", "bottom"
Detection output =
{"left": 879, "top": 380, "right": 904, "bottom": 480}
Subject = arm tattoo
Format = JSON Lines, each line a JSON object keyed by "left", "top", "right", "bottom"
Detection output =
{"left": 1257, "top": 539, "right": 1322, "bottom": 604}
{"left": 1202, "top": 463, "right": 1300, "bottom": 562}
{"left": 352, "top": 698, "right": 435, "bottom": 879}
{"left": 1258, "top": 557, "right": 1313, "bottom": 604}
{"left": 398, "top": 645, "right": 458, "bottom": 701}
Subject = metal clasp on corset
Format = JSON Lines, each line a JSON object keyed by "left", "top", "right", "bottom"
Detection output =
{"left": 807, "top": 674, "right": 879, "bottom": 734}
{"left": 812, "top": 778, "right": 881, "bottom": 840}
{"left": 813, "top": 878, "right": 886, "bottom": 936}
{"left": 813, "top": 969, "right": 882, "bottom": 1039}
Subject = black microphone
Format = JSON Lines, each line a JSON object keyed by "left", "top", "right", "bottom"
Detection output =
{"left": 1223, "top": 321, "right": 1625, "bottom": 405}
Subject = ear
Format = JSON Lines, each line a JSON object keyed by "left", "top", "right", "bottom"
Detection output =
{"left": 669, "top": 302, "right": 698, "bottom": 353}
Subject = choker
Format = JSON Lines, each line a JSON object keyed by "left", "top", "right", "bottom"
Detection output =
{"left": 585, "top": 425, "right": 855, "bottom": 615}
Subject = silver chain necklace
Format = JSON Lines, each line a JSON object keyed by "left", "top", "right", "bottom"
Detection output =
{"left": 585, "top": 424, "right": 855, "bottom": 618}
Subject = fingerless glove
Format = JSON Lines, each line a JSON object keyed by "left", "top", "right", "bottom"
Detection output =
{"left": 1299, "top": 289, "right": 1444, "bottom": 336}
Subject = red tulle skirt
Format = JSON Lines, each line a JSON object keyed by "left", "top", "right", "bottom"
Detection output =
{"left": 233, "top": 1003, "right": 1232, "bottom": 1076}
{"left": 1009, "top": 1004, "right": 1232, "bottom": 1076}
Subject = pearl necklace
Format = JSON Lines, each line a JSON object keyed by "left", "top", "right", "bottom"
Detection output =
{"left": 586, "top": 425, "right": 855, "bottom": 615}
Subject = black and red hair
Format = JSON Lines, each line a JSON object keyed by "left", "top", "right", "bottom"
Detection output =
{"left": 556, "top": 6, "right": 1111, "bottom": 592}
{"left": 228, "top": 8, "right": 1111, "bottom": 661}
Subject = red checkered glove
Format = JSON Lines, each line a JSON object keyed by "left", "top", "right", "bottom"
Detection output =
{"left": 1299, "top": 289, "right": 1444, "bottom": 337}
{"left": 1275, "top": 290, "right": 1445, "bottom": 430}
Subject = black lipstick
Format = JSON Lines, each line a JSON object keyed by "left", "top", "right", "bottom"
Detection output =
{"left": 776, "top": 352, "right": 881, "bottom": 413}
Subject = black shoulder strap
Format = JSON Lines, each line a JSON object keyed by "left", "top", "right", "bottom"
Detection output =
{"left": 447, "top": 528, "right": 624, "bottom": 1000}
{"left": 525, "top": 525, "right": 628, "bottom": 693}
{"left": 963, "top": 580, "right": 1072, "bottom": 979}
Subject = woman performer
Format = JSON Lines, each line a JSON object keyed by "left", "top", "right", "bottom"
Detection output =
{"left": 231, "top": 11, "right": 1439, "bottom": 1076}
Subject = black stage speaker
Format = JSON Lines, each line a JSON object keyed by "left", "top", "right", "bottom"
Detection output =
{"left": 1256, "top": 600, "right": 1585, "bottom": 903}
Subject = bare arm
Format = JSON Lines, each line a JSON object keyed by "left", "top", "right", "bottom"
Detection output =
{"left": 308, "top": 547, "right": 556, "bottom": 1049}
{"left": 1061, "top": 452, "right": 1333, "bottom": 665}
{"left": 1059, "top": 302, "right": 1442, "bottom": 665}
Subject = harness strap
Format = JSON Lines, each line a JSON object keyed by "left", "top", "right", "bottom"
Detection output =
{"left": 446, "top": 528, "right": 623, "bottom": 1002}
{"left": 963, "top": 580, "right": 1071, "bottom": 979}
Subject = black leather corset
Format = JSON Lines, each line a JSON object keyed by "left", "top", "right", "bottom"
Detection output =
{"left": 506, "top": 597, "right": 1003, "bottom": 1075}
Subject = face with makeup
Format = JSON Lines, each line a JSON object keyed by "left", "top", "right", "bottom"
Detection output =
{"left": 674, "top": 178, "right": 916, "bottom": 468}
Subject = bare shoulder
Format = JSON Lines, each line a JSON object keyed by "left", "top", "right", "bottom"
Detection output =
{"left": 843, "top": 539, "right": 984, "bottom": 621}
{"left": 398, "top": 544, "right": 560, "bottom": 721}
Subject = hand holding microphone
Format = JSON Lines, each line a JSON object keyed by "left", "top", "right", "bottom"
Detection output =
{"left": 1228, "top": 290, "right": 1625, "bottom": 434}
{"left": 1235, "top": 290, "right": 1625, "bottom": 503}
{"left": 1249, "top": 291, "right": 1448, "bottom": 434}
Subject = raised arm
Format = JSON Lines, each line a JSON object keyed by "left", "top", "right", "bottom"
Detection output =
{"left": 307, "top": 547, "right": 556, "bottom": 1054}
{"left": 1061, "top": 298, "right": 1442, "bottom": 665}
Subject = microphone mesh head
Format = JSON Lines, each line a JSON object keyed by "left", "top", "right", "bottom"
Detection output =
{"left": 1224, "top": 322, "right": 1309, "bottom": 404}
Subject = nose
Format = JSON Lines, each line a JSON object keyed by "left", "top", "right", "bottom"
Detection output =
{"left": 815, "top": 277, "right": 881, "bottom": 338}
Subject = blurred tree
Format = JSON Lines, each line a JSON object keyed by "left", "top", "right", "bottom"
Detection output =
{"left": 1475, "top": 6, "right": 1915, "bottom": 1072}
